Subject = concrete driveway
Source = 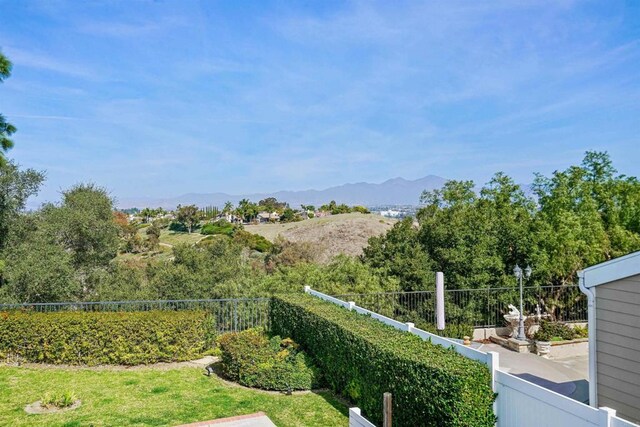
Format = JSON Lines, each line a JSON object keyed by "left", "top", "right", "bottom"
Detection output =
{"left": 479, "top": 343, "right": 589, "bottom": 404}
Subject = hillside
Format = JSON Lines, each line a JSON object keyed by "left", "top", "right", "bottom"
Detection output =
{"left": 245, "top": 213, "right": 397, "bottom": 263}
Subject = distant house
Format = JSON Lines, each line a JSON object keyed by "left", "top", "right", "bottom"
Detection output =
{"left": 215, "top": 213, "right": 242, "bottom": 224}
{"left": 314, "top": 210, "right": 331, "bottom": 218}
{"left": 578, "top": 251, "right": 640, "bottom": 423}
{"left": 257, "top": 212, "right": 280, "bottom": 223}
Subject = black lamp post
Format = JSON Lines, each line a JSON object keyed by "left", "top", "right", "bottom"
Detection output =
{"left": 513, "top": 264, "right": 532, "bottom": 341}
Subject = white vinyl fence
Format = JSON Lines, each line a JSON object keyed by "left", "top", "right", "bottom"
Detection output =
{"left": 349, "top": 408, "right": 376, "bottom": 427}
{"left": 305, "top": 287, "right": 639, "bottom": 427}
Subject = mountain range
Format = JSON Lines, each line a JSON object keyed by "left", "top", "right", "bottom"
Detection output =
{"left": 115, "top": 175, "right": 447, "bottom": 210}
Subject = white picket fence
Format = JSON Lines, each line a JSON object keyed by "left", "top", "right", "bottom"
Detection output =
{"left": 304, "top": 287, "right": 639, "bottom": 427}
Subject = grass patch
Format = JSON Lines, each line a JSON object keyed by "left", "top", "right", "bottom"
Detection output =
{"left": 0, "top": 366, "right": 347, "bottom": 426}
{"left": 158, "top": 229, "right": 205, "bottom": 246}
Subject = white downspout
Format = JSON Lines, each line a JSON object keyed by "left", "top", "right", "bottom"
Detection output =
{"left": 578, "top": 270, "right": 597, "bottom": 407}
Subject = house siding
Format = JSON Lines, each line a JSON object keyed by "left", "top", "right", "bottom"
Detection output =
{"left": 595, "top": 273, "right": 640, "bottom": 423}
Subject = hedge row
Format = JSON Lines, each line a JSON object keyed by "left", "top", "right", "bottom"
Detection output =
{"left": 0, "top": 310, "right": 215, "bottom": 365}
{"left": 270, "top": 294, "right": 495, "bottom": 427}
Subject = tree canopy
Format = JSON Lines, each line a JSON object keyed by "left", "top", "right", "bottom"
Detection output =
{"left": 0, "top": 50, "right": 16, "bottom": 164}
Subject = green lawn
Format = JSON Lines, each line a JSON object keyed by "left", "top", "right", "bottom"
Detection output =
{"left": 158, "top": 229, "right": 205, "bottom": 246}
{"left": 0, "top": 366, "right": 348, "bottom": 427}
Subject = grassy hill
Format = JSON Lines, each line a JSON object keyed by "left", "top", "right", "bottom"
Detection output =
{"left": 245, "top": 213, "right": 397, "bottom": 263}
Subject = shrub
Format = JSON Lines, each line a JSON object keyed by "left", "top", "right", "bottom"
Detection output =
{"left": 270, "top": 294, "right": 495, "bottom": 427}
{"left": 41, "top": 390, "right": 77, "bottom": 408}
{"left": 0, "top": 310, "right": 215, "bottom": 365}
{"left": 414, "top": 320, "right": 474, "bottom": 340}
{"left": 533, "top": 320, "right": 586, "bottom": 341}
{"left": 217, "top": 328, "right": 321, "bottom": 391}
{"left": 201, "top": 220, "right": 238, "bottom": 236}
{"left": 232, "top": 230, "right": 273, "bottom": 253}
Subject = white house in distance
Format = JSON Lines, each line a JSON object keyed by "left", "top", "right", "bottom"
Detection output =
{"left": 578, "top": 251, "right": 640, "bottom": 424}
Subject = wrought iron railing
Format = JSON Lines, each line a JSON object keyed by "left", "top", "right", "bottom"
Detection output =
{"left": 334, "top": 285, "right": 587, "bottom": 328}
{"left": 0, "top": 298, "right": 270, "bottom": 333}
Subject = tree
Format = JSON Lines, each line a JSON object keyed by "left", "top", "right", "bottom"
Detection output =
{"left": 0, "top": 51, "right": 16, "bottom": 165}
{"left": 145, "top": 222, "right": 161, "bottom": 251}
{"left": 0, "top": 160, "right": 45, "bottom": 252}
{"left": 41, "top": 184, "right": 120, "bottom": 268}
{"left": 363, "top": 217, "right": 433, "bottom": 291}
{"left": 223, "top": 201, "right": 234, "bottom": 215}
{"left": 236, "top": 199, "right": 258, "bottom": 223}
{"left": 175, "top": 204, "right": 201, "bottom": 233}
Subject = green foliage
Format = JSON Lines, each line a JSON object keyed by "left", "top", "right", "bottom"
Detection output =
{"left": 262, "top": 254, "right": 399, "bottom": 295}
{"left": 410, "top": 319, "right": 474, "bottom": 340}
{"left": 0, "top": 310, "right": 214, "bottom": 365}
{"left": 351, "top": 205, "right": 370, "bottom": 214}
{"left": 175, "top": 204, "right": 201, "bottom": 233}
{"left": 0, "top": 51, "right": 15, "bottom": 164}
{"left": 270, "top": 294, "right": 495, "bottom": 427}
{"left": 201, "top": 219, "right": 238, "bottom": 236}
{"left": 41, "top": 390, "right": 77, "bottom": 408}
{"left": 318, "top": 200, "right": 367, "bottom": 215}
{"left": 0, "top": 160, "right": 45, "bottom": 253}
{"left": 279, "top": 207, "right": 301, "bottom": 223}
{"left": 0, "top": 366, "right": 348, "bottom": 426}
{"left": 363, "top": 217, "right": 432, "bottom": 291}
{"left": 533, "top": 320, "right": 587, "bottom": 341}
{"left": 40, "top": 184, "right": 120, "bottom": 269}
{"left": 145, "top": 222, "right": 161, "bottom": 251}
{"left": 217, "top": 328, "right": 321, "bottom": 391}
{"left": 2, "top": 228, "right": 80, "bottom": 302}
{"left": 232, "top": 230, "right": 273, "bottom": 252}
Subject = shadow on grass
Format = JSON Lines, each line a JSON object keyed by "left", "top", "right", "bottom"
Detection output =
{"left": 313, "top": 389, "right": 350, "bottom": 417}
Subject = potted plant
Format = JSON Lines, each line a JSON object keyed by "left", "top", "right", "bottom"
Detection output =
{"left": 532, "top": 321, "right": 553, "bottom": 358}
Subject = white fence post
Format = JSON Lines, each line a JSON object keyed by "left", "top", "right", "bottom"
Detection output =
{"left": 405, "top": 322, "right": 414, "bottom": 333}
{"left": 436, "top": 272, "right": 445, "bottom": 331}
{"left": 304, "top": 286, "right": 311, "bottom": 293}
{"left": 598, "top": 407, "right": 616, "bottom": 427}
{"left": 348, "top": 301, "right": 356, "bottom": 311}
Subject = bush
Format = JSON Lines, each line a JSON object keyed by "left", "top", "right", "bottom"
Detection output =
{"left": 217, "top": 328, "right": 321, "bottom": 391}
{"left": 232, "top": 230, "right": 273, "bottom": 253}
{"left": 41, "top": 390, "right": 77, "bottom": 408}
{"left": 270, "top": 294, "right": 495, "bottom": 427}
{"left": 413, "top": 320, "right": 474, "bottom": 340}
{"left": 201, "top": 220, "right": 238, "bottom": 236}
{"left": 0, "top": 310, "right": 215, "bottom": 365}
{"left": 533, "top": 320, "right": 586, "bottom": 341}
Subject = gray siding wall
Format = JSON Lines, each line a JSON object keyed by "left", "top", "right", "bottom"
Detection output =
{"left": 595, "top": 274, "right": 640, "bottom": 423}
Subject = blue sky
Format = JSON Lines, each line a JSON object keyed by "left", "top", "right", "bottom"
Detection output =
{"left": 1, "top": 0, "right": 639, "bottom": 204}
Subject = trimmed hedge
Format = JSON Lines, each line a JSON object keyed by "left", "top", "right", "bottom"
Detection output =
{"left": 270, "top": 294, "right": 495, "bottom": 427}
{"left": 217, "top": 328, "right": 321, "bottom": 391}
{"left": 0, "top": 310, "right": 215, "bottom": 365}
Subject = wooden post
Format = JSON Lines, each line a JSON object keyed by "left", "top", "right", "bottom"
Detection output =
{"left": 383, "top": 392, "right": 392, "bottom": 427}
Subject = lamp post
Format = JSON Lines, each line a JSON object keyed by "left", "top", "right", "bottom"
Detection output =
{"left": 513, "top": 264, "right": 532, "bottom": 341}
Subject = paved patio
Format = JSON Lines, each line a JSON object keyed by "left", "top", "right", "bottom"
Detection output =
{"left": 176, "top": 412, "right": 276, "bottom": 427}
{"left": 479, "top": 343, "right": 589, "bottom": 404}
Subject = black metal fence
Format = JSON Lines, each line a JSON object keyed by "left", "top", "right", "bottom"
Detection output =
{"left": 0, "top": 298, "right": 270, "bottom": 333}
{"left": 334, "top": 285, "right": 587, "bottom": 328}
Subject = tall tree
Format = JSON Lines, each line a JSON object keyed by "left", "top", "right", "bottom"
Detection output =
{"left": 0, "top": 51, "right": 16, "bottom": 164}
{"left": 0, "top": 160, "right": 45, "bottom": 251}
{"left": 175, "top": 204, "right": 201, "bottom": 233}
{"left": 41, "top": 184, "right": 120, "bottom": 268}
